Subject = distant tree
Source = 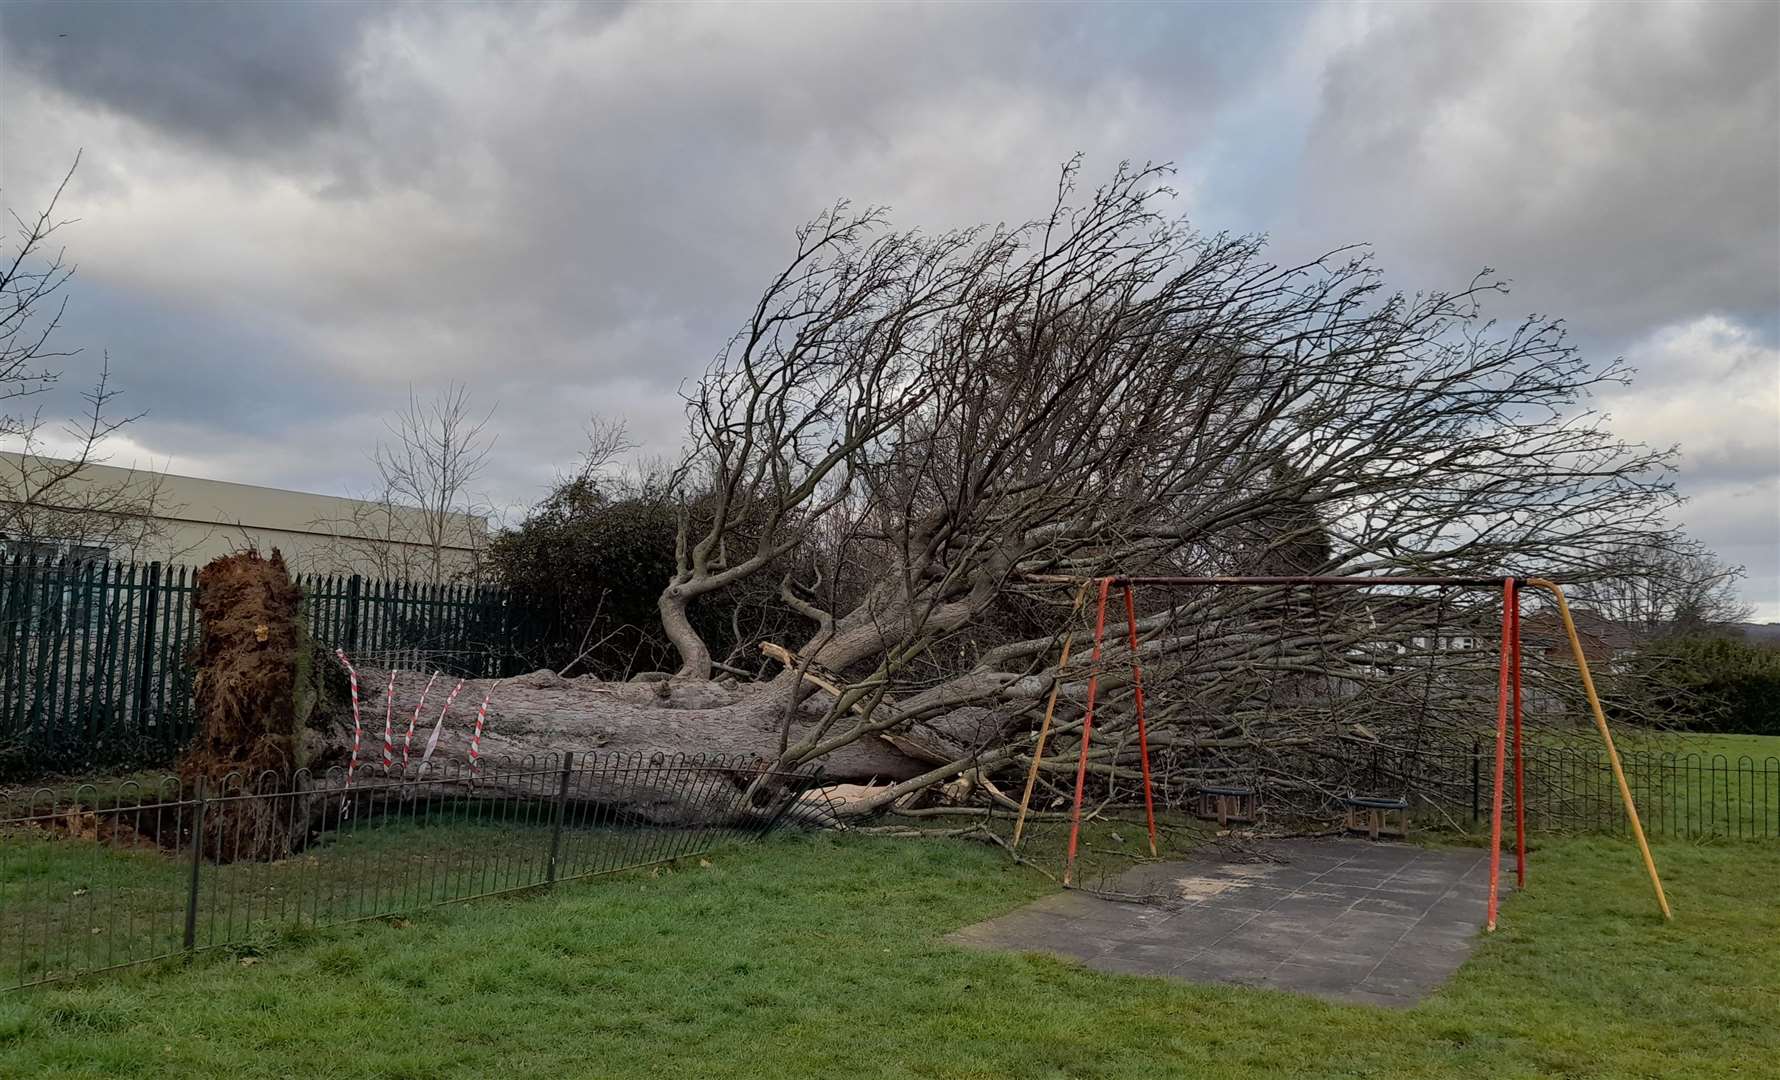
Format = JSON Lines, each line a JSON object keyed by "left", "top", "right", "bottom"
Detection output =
{"left": 490, "top": 476, "right": 671, "bottom": 677}
{"left": 312, "top": 384, "right": 494, "bottom": 582}
{"left": 490, "top": 423, "right": 799, "bottom": 678}
{"left": 0, "top": 154, "right": 174, "bottom": 559}
{"left": 1635, "top": 635, "right": 1780, "bottom": 736}
{"left": 1572, "top": 538, "right": 1751, "bottom": 639}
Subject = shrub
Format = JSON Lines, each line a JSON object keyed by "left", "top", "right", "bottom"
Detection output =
{"left": 1638, "top": 635, "right": 1780, "bottom": 736}
{"left": 488, "top": 477, "right": 797, "bottom": 678}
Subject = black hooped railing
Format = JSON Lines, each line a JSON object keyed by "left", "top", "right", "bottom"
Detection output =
{"left": 0, "top": 750, "right": 827, "bottom": 992}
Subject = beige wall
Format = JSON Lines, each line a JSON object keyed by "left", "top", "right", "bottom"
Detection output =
{"left": 0, "top": 452, "right": 488, "bottom": 579}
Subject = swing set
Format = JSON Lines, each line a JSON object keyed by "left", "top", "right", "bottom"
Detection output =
{"left": 1012, "top": 574, "right": 1673, "bottom": 928}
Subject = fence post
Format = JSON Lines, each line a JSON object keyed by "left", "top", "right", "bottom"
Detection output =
{"left": 134, "top": 562, "right": 161, "bottom": 733}
{"left": 546, "top": 751, "right": 574, "bottom": 883}
{"left": 499, "top": 590, "right": 517, "bottom": 678}
{"left": 183, "top": 775, "right": 207, "bottom": 951}
{"left": 1471, "top": 738, "right": 1481, "bottom": 824}
{"left": 344, "top": 574, "right": 363, "bottom": 654}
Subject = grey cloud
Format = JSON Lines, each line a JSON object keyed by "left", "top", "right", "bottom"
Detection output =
{"left": 16, "top": 3, "right": 1272, "bottom": 396}
{"left": 1291, "top": 1, "right": 1780, "bottom": 342}
{"left": 0, "top": 0, "right": 383, "bottom": 163}
{"left": 1, "top": 1, "right": 1775, "bottom": 614}
{"left": 1277, "top": 1, "right": 1780, "bottom": 617}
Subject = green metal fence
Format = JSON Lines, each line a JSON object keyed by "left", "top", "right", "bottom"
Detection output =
{"left": 296, "top": 570, "right": 521, "bottom": 676}
{"left": 0, "top": 555, "right": 532, "bottom": 774}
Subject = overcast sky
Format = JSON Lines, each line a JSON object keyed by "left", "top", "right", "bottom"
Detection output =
{"left": 1, "top": 1, "right": 1776, "bottom": 615}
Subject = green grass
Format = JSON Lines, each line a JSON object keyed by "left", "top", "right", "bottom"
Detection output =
{"left": 0, "top": 823, "right": 1774, "bottom": 1079}
{"left": 1, "top": 812, "right": 726, "bottom": 987}
{"left": 1634, "top": 730, "right": 1780, "bottom": 759}
{"left": 1506, "top": 724, "right": 1777, "bottom": 760}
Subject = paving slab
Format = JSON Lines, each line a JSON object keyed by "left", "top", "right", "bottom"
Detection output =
{"left": 946, "top": 838, "right": 1506, "bottom": 1007}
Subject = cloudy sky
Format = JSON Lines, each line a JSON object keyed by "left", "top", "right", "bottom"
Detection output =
{"left": 1, "top": 1, "right": 1776, "bottom": 614}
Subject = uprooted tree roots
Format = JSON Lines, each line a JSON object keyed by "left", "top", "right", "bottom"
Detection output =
{"left": 179, "top": 548, "right": 312, "bottom": 860}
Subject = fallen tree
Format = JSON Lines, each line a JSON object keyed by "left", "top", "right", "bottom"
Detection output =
{"left": 345, "top": 159, "right": 1686, "bottom": 822}
{"left": 315, "top": 666, "right": 938, "bottom": 781}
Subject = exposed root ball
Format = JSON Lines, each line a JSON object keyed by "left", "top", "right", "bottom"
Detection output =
{"left": 179, "top": 548, "right": 306, "bottom": 859}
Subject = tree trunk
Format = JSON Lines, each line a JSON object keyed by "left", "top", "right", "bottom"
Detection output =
{"left": 658, "top": 587, "right": 713, "bottom": 679}
{"left": 315, "top": 668, "right": 935, "bottom": 784}
{"left": 311, "top": 668, "right": 989, "bottom": 827}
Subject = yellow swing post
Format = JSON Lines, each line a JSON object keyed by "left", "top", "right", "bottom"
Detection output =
{"left": 1012, "top": 582, "right": 1091, "bottom": 849}
{"left": 1526, "top": 578, "right": 1673, "bottom": 920}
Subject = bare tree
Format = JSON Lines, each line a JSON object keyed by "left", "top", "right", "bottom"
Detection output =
{"left": 1571, "top": 538, "right": 1751, "bottom": 638}
{"left": 571, "top": 414, "right": 633, "bottom": 487}
{"left": 312, "top": 384, "right": 495, "bottom": 582}
{"left": 376, "top": 384, "right": 495, "bottom": 582}
{"left": 0, "top": 155, "right": 174, "bottom": 559}
{"left": 319, "top": 160, "right": 1686, "bottom": 820}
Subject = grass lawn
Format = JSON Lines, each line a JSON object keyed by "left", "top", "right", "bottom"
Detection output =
{"left": 1506, "top": 723, "right": 1778, "bottom": 761}
{"left": 0, "top": 822, "right": 1774, "bottom": 1079}
{"left": 1635, "top": 730, "right": 1780, "bottom": 760}
{"left": 1, "top": 809, "right": 744, "bottom": 989}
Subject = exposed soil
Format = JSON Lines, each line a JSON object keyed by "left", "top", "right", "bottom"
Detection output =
{"left": 22, "top": 809, "right": 162, "bottom": 851}
{"left": 181, "top": 549, "right": 303, "bottom": 781}
{"left": 178, "top": 549, "right": 310, "bottom": 859}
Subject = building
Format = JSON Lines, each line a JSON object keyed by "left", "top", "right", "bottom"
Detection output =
{"left": 0, "top": 451, "right": 488, "bottom": 580}
{"left": 1518, "top": 608, "right": 1640, "bottom": 671}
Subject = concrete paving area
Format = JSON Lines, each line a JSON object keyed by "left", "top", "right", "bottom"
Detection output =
{"left": 948, "top": 839, "right": 1504, "bottom": 1008}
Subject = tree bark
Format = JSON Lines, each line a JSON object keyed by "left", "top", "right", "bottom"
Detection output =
{"left": 657, "top": 587, "right": 713, "bottom": 679}
{"left": 316, "top": 668, "right": 932, "bottom": 784}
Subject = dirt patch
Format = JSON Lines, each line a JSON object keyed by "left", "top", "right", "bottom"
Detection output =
{"left": 26, "top": 809, "right": 163, "bottom": 851}
{"left": 1155, "top": 863, "right": 1280, "bottom": 903}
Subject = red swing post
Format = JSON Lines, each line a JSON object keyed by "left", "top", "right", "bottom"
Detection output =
{"left": 1486, "top": 577, "right": 1515, "bottom": 931}
{"left": 1063, "top": 578, "right": 1115, "bottom": 885}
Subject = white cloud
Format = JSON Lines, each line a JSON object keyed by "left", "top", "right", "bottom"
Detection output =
{"left": 1603, "top": 316, "right": 1780, "bottom": 618}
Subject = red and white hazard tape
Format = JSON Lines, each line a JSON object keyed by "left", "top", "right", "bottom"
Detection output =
{"left": 468, "top": 681, "right": 502, "bottom": 774}
{"left": 419, "top": 678, "right": 465, "bottom": 770}
{"left": 380, "top": 669, "right": 397, "bottom": 771}
{"left": 400, "top": 672, "right": 440, "bottom": 771}
{"left": 335, "top": 649, "right": 363, "bottom": 801}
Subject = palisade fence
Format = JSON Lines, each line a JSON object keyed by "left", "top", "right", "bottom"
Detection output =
{"left": 1338, "top": 740, "right": 1780, "bottom": 841}
{"left": 0, "top": 751, "right": 826, "bottom": 991}
{"left": 0, "top": 554, "right": 541, "bottom": 773}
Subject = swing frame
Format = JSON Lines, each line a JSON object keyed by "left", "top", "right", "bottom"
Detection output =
{"left": 1016, "top": 574, "right": 1673, "bottom": 926}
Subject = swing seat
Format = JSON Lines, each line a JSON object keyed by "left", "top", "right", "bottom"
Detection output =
{"left": 1195, "top": 785, "right": 1256, "bottom": 826}
{"left": 1342, "top": 794, "right": 1410, "bottom": 840}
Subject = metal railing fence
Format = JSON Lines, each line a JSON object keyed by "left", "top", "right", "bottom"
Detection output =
{"left": 1321, "top": 741, "right": 1780, "bottom": 840}
{"left": 1, "top": 751, "right": 823, "bottom": 991}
